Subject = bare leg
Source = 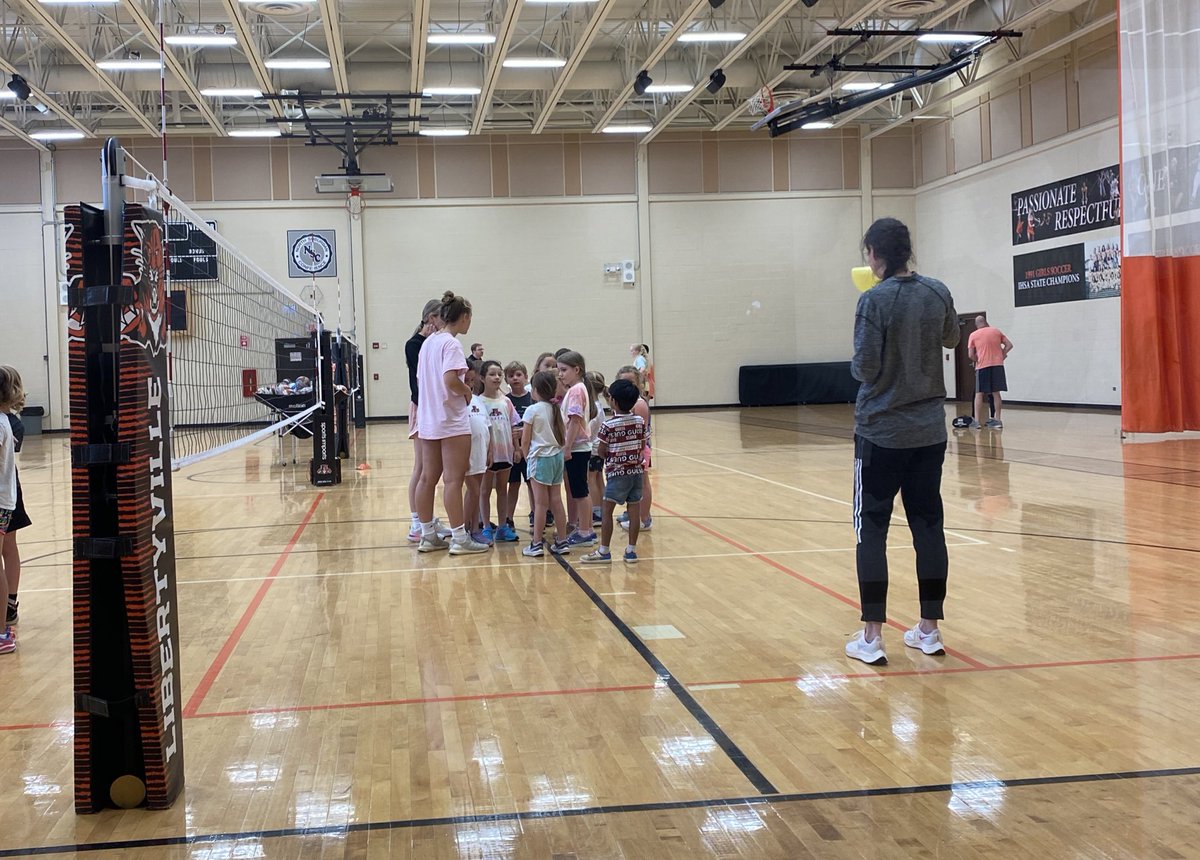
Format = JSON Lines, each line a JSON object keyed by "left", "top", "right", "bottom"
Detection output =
{"left": 1, "top": 531, "right": 18, "bottom": 595}
{"left": 993, "top": 392, "right": 1003, "bottom": 422}
{"left": 407, "top": 437, "right": 423, "bottom": 515}
{"left": 438, "top": 436, "right": 472, "bottom": 529}
{"left": 641, "top": 471, "right": 653, "bottom": 525}
{"left": 414, "top": 438, "right": 444, "bottom": 524}
{"left": 626, "top": 501, "right": 641, "bottom": 547}
{"left": 600, "top": 500, "right": 616, "bottom": 549}
{"left": 0, "top": 534, "right": 9, "bottom": 629}
{"left": 491, "top": 469, "right": 510, "bottom": 527}
{"left": 973, "top": 391, "right": 985, "bottom": 424}
{"left": 548, "top": 484, "right": 569, "bottom": 544}
{"left": 479, "top": 471, "right": 492, "bottom": 530}
{"left": 464, "top": 473, "right": 483, "bottom": 534}
{"left": 531, "top": 481, "right": 550, "bottom": 545}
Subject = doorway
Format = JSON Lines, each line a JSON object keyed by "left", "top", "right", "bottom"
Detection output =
{"left": 954, "top": 313, "right": 984, "bottom": 402}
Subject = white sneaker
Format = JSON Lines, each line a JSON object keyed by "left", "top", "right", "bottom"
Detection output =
{"left": 845, "top": 631, "right": 887, "bottom": 665}
{"left": 407, "top": 523, "right": 423, "bottom": 543}
{"left": 449, "top": 536, "right": 490, "bottom": 555}
{"left": 418, "top": 534, "right": 449, "bottom": 553}
{"left": 903, "top": 624, "right": 946, "bottom": 656}
{"left": 433, "top": 517, "right": 453, "bottom": 539}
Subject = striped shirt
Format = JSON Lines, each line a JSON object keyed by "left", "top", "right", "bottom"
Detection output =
{"left": 597, "top": 413, "right": 645, "bottom": 477}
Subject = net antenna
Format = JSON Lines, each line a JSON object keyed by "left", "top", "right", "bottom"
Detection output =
{"left": 115, "top": 146, "right": 325, "bottom": 470}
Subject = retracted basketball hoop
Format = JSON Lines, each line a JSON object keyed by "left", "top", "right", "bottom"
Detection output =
{"left": 749, "top": 85, "right": 775, "bottom": 116}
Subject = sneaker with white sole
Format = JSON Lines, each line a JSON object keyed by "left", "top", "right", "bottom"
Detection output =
{"left": 845, "top": 631, "right": 887, "bottom": 665}
{"left": 433, "top": 517, "right": 453, "bottom": 539}
{"left": 407, "top": 524, "right": 423, "bottom": 543}
{"left": 418, "top": 534, "right": 449, "bottom": 553}
{"left": 985, "top": 418, "right": 1004, "bottom": 429}
{"left": 580, "top": 548, "right": 611, "bottom": 564}
{"left": 903, "top": 624, "right": 946, "bottom": 656}
{"left": 567, "top": 530, "right": 597, "bottom": 547}
{"left": 523, "top": 541, "right": 545, "bottom": 557}
{"left": 449, "top": 536, "right": 490, "bottom": 555}
{"left": 549, "top": 539, "right": 571, "bottom": 555}
{"left": 619, "top": 517, "right": 651, "bottom": 532}
{"left": 0, "top": 626, "right": 16, "bottom": 654}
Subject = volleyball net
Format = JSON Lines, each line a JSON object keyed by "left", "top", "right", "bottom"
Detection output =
{"left": 117, "top": 150, "right": 324, "bottom": 469}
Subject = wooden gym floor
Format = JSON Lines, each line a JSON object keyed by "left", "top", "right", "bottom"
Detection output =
{"left": 2, "top": 405, "right": 1199, "bottom": 859}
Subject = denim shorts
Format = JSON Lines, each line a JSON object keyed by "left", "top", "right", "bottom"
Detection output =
{"left": 604, "top": 472, "right": 643, "bottom": 505}
{"left": 528, "top": 453, "right": 564, "bottom": 485}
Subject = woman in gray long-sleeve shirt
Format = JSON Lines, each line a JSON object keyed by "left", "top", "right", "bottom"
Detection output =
{"left": 846, "top": 218, "right": 960, "bottom": 667}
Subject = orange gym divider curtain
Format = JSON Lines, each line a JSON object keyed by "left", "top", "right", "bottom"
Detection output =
{"left": 1119, "top": 0, "right": 1200, "bottom": 433}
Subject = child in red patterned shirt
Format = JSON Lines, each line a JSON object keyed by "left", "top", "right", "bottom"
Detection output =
{"left": 581, "top": 379, "right": 646, "bottom": 565}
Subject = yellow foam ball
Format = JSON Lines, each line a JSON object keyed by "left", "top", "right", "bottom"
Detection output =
{"left": 851, "top": 266, "right": 881, "bottom": 293}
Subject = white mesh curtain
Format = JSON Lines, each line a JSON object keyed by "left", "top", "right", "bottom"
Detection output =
{"left": 1119, "top": 0, "right": 1200, "bottom": 432}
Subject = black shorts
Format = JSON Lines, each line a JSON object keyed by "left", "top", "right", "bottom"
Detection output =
{"left": 509, "top": 460, "right": 529, "bottom": 484}
{"left": 489, "top": 461, "right": 512, "bottom": 473}
{"left": 564, "top": 450, "right": 590, "bottom": 499}
{"left": 976, "top": 365, "right": 1007, "bottom": 394}
{"left": 8, "top": 470, "right": 30, "bottom": 532}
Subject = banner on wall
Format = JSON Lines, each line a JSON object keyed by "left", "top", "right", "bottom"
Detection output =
{"left": 1013, "top": 237, "right": 1122, "bottom": 307}
{"left": 1011, "top": 165, "right": 1121, "bottom": 245}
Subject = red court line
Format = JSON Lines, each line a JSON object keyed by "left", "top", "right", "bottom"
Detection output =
{"left": 190, "top": 682, "right": 660, "bottom": 720}
{"left": 182, "top": 492, "right": 326, "bottom": 718}
{"left": 654, "top": 502, "right": 989, "bottom": 670}
{"left": 5, "top": 652, "right": 1200, "bottom": 732}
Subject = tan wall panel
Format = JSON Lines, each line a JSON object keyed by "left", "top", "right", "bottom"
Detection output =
{"left": 509, "top": 142, "right": 566, "bottom": 197}
{"left": 772, "top": 140, "right": 789, "bottom": 192}
{"left": 1031, "top": 68, "right": 1068, "bottom": 145}
{"left": 434, "top": 144, "right": 493, "bottom": 198}
{"left": 491, "top": 142, "right": 510, "bottom": 198}
{"left": 990, "top": 88, "right": 1023, "bottom": 159}
{"left": 564, "top": 139, "right": 582, "bottom": 196}
{"left": 702, "top": 140, "right": 719, "bottom": 193}
{"left": 842, "top": 135, "right": 860, "bottom": 190}
{"left": 1078, "top": 47, "right": 1118, "bottom": 128}
{"left": 362, "top": 144, "right": 419, "bottom": 198}
{"left": 647, "top": 140, "right": 703, "bottom": 194}
{"left": 418, "top": 144, "right": 436, "bottom": 199}
{"left": 270, "top": 144, "right": 290, "bottom": 200}
{"left": 872, "top": 132, "right": 915, "bottom": 189}
{"left": 920, "top": 122, "right": 949, "bottom": 184}
{"left": 54, "top": 147, "right": 103, "bottom": 204}
{"left": 0, "top": 149, "right": 40, "bottom": 204}
{"left": 789, "top": 136, "right": 843, "bottom": 190}
{"left": 211, "top": 145, "right": 272, "bottom": 200}
{"left": 193, "top": 143, "right": 213, "bottom": 201}
{"left": 581, "top": 142, "right": 635, "bottom": 195}
{"left": 287, "top": 145, "right": 340, "bottom": 200}
{"left": 717, "top": 140, "right": 772, "bottom": 192}
{"left": 953, "top": 106, "right": 983, "bottom": 173}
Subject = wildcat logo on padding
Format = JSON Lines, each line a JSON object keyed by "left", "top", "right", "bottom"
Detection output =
{"left": 122, "top": 218, "right": 167, "bottom": 355}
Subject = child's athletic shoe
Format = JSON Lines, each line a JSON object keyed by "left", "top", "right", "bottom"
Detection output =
{"left": 623, "top": 548, "right": 638, "bottom": 564}
{"left": 549, "top": 539, "right": 571, "bottom": 555}
{"left": 592, "top": 507, "right": 603, "bottom": 526}
{"left": 471, "top": 529, "right": 493, "bottom": 547}
{"left": 985, "top": 418, "right": 1004, "bottom": 429}
{"left": 967, "top": 419, "right": 981, "bottom": 430}
{"left": 523, "top": 541, "right": 545, "bottom": 558}
{"left": 5, "top": 600, "right": 17, "bottom": 626}
{"left": 616, "top": 511, "right": 629, "bottom": 525}
{"left": 0, "top": 626, "right": 16, "bottom": 654}
{"left": 406, "top": 524, "right": 423, "bottom": 543}
{"left": 903, "top": 624, "right": 946, "bottom": 656}
{"left": 845, "top": 631, "right": 887, "bottom": 665}
{"left": 433, "top": 518, "right": 453, "bottom": 539}
{"left": 496, "top": 525, "right": 519, "bottom": 542}
{"left": 581, "top": 548, "right": 611, "bottom": 564}
{"left": 418, "top": 534, "right": 449, "bottom": 553}
{"left": 480, "top": 525, "right": 496, "bottom": 544}
{"left": 450, "top": 536, "right": 490, "bottom": 555}
{"left": 567, "top": 530, "right": 597, "bottom": 547}
{"left": 619, "top": 517, "right": 652, "bottom": 532}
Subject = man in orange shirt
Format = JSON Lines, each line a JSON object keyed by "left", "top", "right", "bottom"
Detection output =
{"left": 967, "top": 315, "right": 1013, "bottom": 429}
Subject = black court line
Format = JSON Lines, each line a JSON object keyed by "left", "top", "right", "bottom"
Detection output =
{"left": 4, "top": 765, "right": 1199, "bottom": 857}
{"left": 550, "top": 553, "right": 778, "bottom": 795}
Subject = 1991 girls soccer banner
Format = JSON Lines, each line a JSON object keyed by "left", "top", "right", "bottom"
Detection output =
{"left": 66, "top": 202, "right": 184, "bottom": 812}
{"left": 1011, "top": 165, "right": 1121, "bottom": 245}
{"left": 1013, "top": 238, "right": 1122, "bottom": 307}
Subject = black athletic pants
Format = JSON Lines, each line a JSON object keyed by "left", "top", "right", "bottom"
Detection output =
{"left": 853, "top": 435, "right": 948, "bottom": 623}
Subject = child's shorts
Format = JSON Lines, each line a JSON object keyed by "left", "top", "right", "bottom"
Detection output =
{"left": 0, "top": 508, "right": 12, "bottom": 535}
{"left": 528, "top": 454, "right": 564, "bottom": 485}
{"left": 489, "top": 461, "right": 512, "bottom": 473}
{"left": 564, "top": 451, "right": 590, "bottom": 499}
{"left": 468, "top": 443, "right": 488, "bottom": 477}
{"left": 509, "top": 459, "right": 529, "bottom": 484}
{"left": 604, "top": 473, "right": 643, "bottom": 505}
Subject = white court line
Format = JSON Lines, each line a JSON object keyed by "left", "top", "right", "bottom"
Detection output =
{"left": 17, "top": 541, "right": 985, "bottom": 593}
{"left": 654, "top": 444, "right": 988, "bottom": 546}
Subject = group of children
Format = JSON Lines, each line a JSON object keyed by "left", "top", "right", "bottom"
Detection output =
{"left": 404, "top": 293, "right": 655, "bottom": 562}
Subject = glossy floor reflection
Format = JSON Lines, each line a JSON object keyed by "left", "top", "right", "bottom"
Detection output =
{"left": 2, "top": 405, "right": 1199, "bottom": 858}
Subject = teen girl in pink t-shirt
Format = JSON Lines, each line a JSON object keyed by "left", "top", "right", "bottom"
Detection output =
{"left": 556, "top": 351, "right": 598, "bottom": 546}
{"left": 413, "top": 292, "right": 488, "bottom": 555}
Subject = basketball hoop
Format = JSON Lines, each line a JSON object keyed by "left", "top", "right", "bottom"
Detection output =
{"left": 346, "top": 186, "right": 365, "bottom": 219}
{"left": 748, "top": 85, "right": 775, "bottom": 116}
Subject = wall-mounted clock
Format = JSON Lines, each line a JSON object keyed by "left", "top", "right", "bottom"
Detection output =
{"left": 287, "top": 229, "right": 337, "bottom": 279}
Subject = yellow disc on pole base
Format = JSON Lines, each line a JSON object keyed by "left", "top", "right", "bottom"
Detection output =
{"left": 109, "top": 774, "right": 147, "bottom": 809}
{"left": 851, "top": 266, "right": 881, "bottom": 293}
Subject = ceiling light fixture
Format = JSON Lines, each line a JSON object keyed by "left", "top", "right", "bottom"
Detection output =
{"left": 841, "top": 81, "right": 892, "bottom": 91}
{"left": 633, "top": 70, "right": 653, "bottom": 96}
{"left": 677, "top": 31, "right": 746, "bottom": 43}
{"left": 30, "top": 129, "right": 86, "bottom": 140}
{"left": 200, "top": 87, "right": 263, "bottom": 98}
{"left": 501, "top": 57, "right": 566, "bottom": 68}
{"left": 97, "top": 59, "right": 162, "bottom": 71}
{"left": 916, "top": 33, "right": 988, "bottom": 44}
{"left": 645, "top": 83, "right": 693, "bottom": 94}
{"left": 419, "top": 128, "right": 470, "bottom": 136}
{"left": 602, "top": 124, "right": 652, "bottom": 134}
{"left": 427, "top": 33, "right": 497, "bottom": 45}
{"left": 422, "top": 86, "right": 483, "bottom": 96}
{"left": 37, "top": 0, "right": 119, "bottom": 4}
{"left": 165, "top": 34, "right": 238, "bottom": 47}
{"left": 705, "top": 68, "right": 726, "bottom": 94}
{"left": 264, "top": 58, "right": 332, "bottom": 69}
{"left": 800, "top": 121, "right": 834, "bottom": 130}
{"left": 6, "top": 74, "right": 31, "bottom": 101}
{"left": 228, "top": 128, "right": 282, "bottom": 137}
